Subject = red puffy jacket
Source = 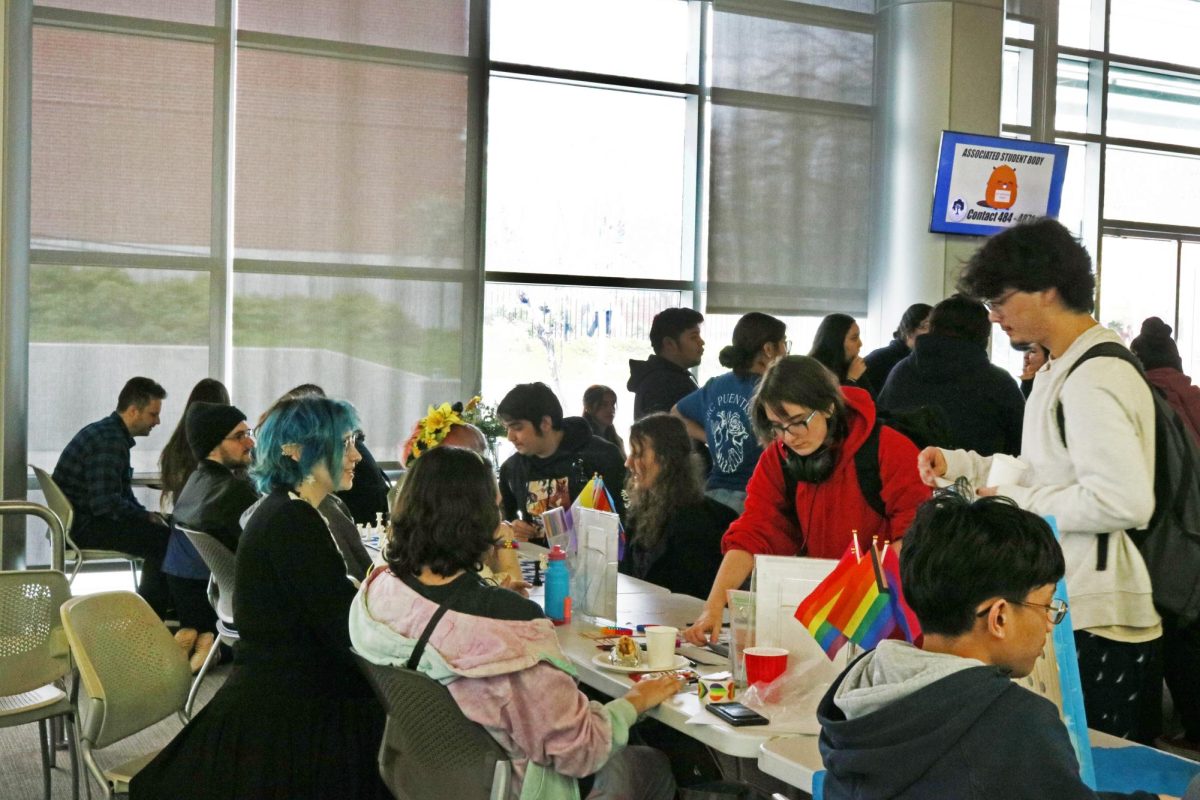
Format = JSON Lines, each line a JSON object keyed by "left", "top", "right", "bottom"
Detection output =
{"left": 721, "top": 387, "right": 931, "bottom": 559}
{"left": 1146, "top": 367, "right": 1200, "bottom": 445}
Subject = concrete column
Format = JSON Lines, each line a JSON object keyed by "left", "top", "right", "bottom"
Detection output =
{"left": 867, "top": 0, "right": 1003, "bottom": 344}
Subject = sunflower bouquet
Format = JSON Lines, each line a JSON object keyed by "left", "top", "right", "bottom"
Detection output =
{"left": 401, "top": 396, "right": 506, "bottom": 466}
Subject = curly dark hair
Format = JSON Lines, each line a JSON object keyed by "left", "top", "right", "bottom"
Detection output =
{"left": 957, "top": 218, "right": 1095, "bottom": 313}
{"left": 625, "top": 414, "right": 704, "bottom": 552}
{"left": 385, "top": 446, "right": 500, "bottom": 578}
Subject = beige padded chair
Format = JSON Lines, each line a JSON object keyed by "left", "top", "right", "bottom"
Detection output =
{"left": 60, "top": 591, "right": 191, "bottom": 798}
{"left": 0, "top": 570, "right": 78, "bottom": 800}
{"left": 177, "top": 527, "right": 238, "bottom": 715}
{"left": 32, "top": 466, "right": 140, "bottom": 589}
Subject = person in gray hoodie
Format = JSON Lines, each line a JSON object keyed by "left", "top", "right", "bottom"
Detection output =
{"left": 817, "top": 493, "right": 1171, "bottom": 800}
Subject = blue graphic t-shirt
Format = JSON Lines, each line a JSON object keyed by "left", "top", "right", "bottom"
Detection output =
{"left": 676, "top": 371, "right": 762, "bottom": 492}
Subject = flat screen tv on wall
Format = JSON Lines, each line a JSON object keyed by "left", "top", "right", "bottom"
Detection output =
{"left": 930, "top": 131, "right": 1070, "bottom": 236}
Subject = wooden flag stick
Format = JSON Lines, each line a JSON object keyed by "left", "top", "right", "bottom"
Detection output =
{"left": 868, "top": 535, "right": 887, "bottom": 593}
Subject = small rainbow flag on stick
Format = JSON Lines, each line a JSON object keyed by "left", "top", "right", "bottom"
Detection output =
{"left": 569, "top": 474, "right": 625, "bottom": 558}
{"left": 794, "top": 534, "right": 922, "bottom": 659}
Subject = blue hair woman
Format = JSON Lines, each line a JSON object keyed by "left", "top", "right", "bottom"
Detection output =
{"left": 131, "top": 395, "right": 390, "bottom": 800}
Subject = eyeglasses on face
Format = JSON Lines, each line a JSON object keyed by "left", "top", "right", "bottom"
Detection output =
{"left": 342, "top": 430, "right": 363, "bottom": 450}
{"left": 767, "top": 408, "right": 820, "bottom": 438}
{"left": 983, "top": 289, "right": 1019, "bottom": 312}
{"left": 224, "top": 429, "right": 255, "bottom": 443}
{"left": 976, "top": 597, "right": 1069, "bottom": 625}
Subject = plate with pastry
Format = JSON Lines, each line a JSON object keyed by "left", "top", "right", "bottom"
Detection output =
{"left": 591, "top": 653, "right": 691, "bottom": 674}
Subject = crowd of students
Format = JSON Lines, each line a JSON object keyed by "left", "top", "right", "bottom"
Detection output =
{"left": 52, "top": 216, "right": 1200, "bottom": 798}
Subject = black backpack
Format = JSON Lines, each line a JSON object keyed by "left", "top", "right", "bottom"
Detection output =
{"left": 1056, "top": 342, "right": 1200, "bottom": 624}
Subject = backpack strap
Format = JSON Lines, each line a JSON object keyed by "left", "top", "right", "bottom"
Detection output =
{"left": 1054, "top": 341, "right": 1147, "bottom": 572}
{"left": 406, "top": 577, "right": 470, "bottom": 671}
{"left": 853, "top": 422, "right": 887, "bottom": 519}
{"left": 1055, "top": 342, "right": 1142, "bottom": 446}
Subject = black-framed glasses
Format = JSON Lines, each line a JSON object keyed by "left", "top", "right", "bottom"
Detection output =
{"left": 343, "top": 430, "right": 363, "bottom": 450}
{"left": 983, "top": 288, "right": 1019, "bottom": 312}
{"left": 224, "top": 429, "right": 254, "bottom": 443}
{"left": 976, "top": 597, "right": 1069, "bottom": 625}
{"left": 767, "top": 408, "right": 820, "bottom": 438}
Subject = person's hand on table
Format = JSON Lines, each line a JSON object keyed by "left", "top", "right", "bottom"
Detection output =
{"left": 684, "top": 604, "right": 724, "bottom": 646}
{"left": 622, "top": 673, "right": 685, "bottom": 715}
{"left": 509, "top": 519, "right": 539, "bottom": 542}
{"left": 496, "top": 573, "right": 530, "bottom": 598}
{"left": 917, "top": 446, "right": 947, "bottom": 487}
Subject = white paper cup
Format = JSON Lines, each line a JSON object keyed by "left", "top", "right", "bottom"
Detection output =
{"left": 986, "top": 453, "right": 1029, "bottom": 487}
{"left": 644, "top": 626, "right": 678, "bottom": 670}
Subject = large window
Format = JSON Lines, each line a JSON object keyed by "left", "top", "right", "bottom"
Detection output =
{"left": 29, "top": 1, "right": 479, "bottom": 474}
{"left": 20, "top": 1, "right": 875, "bottom": 561}
{"left": 1003, "top": 0, "right": 1200, "bottom": 375}
{"left": 481, "top": 0, "right": 876, "bottom": 424}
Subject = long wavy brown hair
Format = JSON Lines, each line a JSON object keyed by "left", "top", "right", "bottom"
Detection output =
{"left": 159, "top": 378, "right": 230, "bottom": 509}
{"left": 625, "top": 414, "right": 704, "bottom": 552}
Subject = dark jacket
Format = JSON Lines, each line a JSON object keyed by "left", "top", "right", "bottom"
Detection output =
{"left": 620, "top": 497, "right": 737, "bottom": 599}
{"left": 818, "top": 657, "right": 1155, "bottom": 800}
{"left": 627, "top": 355, "right": 698, "bottom": 419}
{"left": 172, "top": 460, "right": 258, "bottom": 553}
{"left": 863, "top": 338, "right": 910, "bottom": 392}
{"left": 336, "top": 438, "right": 391, "bottom": 525}
{"left": 499, "top": 416, "right": 627, "bottom": 524}
{"left": 877, "top": 333, "right": 1024, "bottom": 456}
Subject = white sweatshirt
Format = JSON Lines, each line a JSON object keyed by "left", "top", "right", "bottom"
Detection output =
{"left": 942, "top": 324, "right": 1161, "bottom": 639}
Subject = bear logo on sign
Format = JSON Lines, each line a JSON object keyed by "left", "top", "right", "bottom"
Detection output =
{"left": 980, "top": 164, "right": 1018, "bottom": 209}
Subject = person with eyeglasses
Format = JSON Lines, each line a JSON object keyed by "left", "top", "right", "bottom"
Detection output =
{"left": 918, "top": 219, "right": 1163, "bottom": 747}
{"left": 165, "top": 401, "right": 259, "bottom": 672}
{"left": 818, "top": 493, "right": 1174, "bottom": 800}
{"left": 672, "top": 312, "right": 788, "bottom": 514}
{"left": 684, "top": 355, "right": 931, "bottom": 645}
{"left": 132, "top": 395, "right": 390, "bottom": 800}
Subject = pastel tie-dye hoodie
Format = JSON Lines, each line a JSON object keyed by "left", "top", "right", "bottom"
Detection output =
{"left": 349, "top": 567, "right": 637, "bottom": 800}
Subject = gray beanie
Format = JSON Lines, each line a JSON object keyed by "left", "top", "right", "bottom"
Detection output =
{"left": 185, "top": 402, "right": 247, "bottom": 460}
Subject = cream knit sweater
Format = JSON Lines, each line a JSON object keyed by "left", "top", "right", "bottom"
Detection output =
{"left": 943, "top": 324, "right": 1161, "bottom": 639}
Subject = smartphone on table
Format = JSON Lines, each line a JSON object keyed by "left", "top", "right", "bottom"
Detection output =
{"left": 705, "top": 701, "right": 769, "bottom": 727}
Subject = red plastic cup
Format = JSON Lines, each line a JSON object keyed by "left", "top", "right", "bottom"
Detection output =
{"left": 743, "top": 647, "right": 788, "bottom": 686}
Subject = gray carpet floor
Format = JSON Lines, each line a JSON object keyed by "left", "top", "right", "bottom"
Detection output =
{"left": 0, "top": 664, "right": 229, "bottom": 800}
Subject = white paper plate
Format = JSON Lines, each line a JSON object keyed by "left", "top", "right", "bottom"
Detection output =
{"left": 591, "top": 653, "right": 690, "bottom": 674}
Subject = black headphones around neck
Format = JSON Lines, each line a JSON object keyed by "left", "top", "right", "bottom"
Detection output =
{"left": 779, "top": 413, "right": 846, "bottom": 485}
{"left": 782, "top": 445, "right": 838, "bottom": 484}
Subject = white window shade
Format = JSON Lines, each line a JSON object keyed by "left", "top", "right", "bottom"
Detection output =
{"left": 706, "top": 6, "right": 874, "bottom": 317}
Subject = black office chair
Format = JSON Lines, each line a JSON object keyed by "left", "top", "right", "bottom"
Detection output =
{"left": 351, "top": 651, "right": 511, "bottom": 800}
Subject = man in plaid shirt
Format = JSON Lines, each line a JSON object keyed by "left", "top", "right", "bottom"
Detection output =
{"left": 53, "top": 376, "right": 171, "bottom": 617}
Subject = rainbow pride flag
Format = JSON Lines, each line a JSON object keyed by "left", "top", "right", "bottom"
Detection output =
{"left": 571, "top": 474, "right": 625, "bottom": 558}
{"left": 794, "top": 539, "right": 922, "bottom": 659}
